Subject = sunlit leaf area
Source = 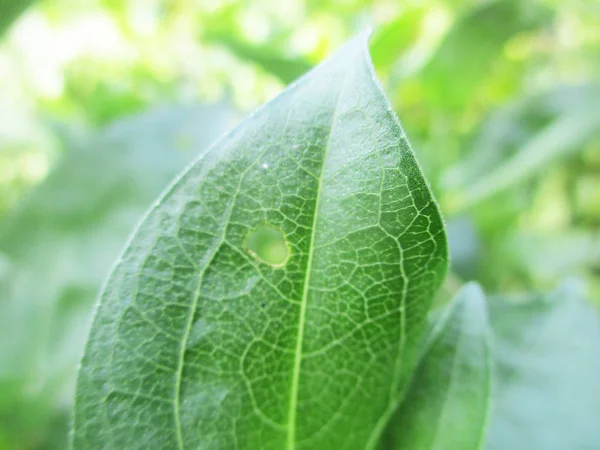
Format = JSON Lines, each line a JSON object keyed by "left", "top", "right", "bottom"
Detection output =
{"left": 1, "top": 0, "right": 599, "bottom": 449}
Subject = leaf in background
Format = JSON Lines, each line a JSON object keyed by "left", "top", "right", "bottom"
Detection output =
{"left": 421, "top": 0, "right": 552, "bottom": 110}
{"left": 0, "top": 103, "right": 234, "bottom": 450}
{"left": 458, "top": 100, "right": 600, "bottom": 208}
{"left": 370, "top": 8, "right": 423, "bottom": 72}
{"left": 72, "top": 32, "right": 448, "bottom": 449}
{"left": 205, "top": 32, "right": 313, "bottom": 84}
{"left": 0, "top": 0, "right": 35, "bottom": 37}
{"left": 486, "top": 281, "right": 600, "bottom": 450}
{"left": 445, "top": 216, "right": 481, "bottom": 280}
{"left": 380, "top": 283, "right": 492, "bottom": 450}
{"left": 441, "top": 83, "right": 600, "bottom": 211}
{"left": 442, "top": 93, "right": 553, "bottom": 192}
{"left": 506, "top": 231, "right": 600, "bottom": 283}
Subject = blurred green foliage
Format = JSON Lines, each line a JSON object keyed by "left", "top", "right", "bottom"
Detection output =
{"left": 485, "top": 280, "right": 600, "bottom": 450}
{"left": 0, "top": 103, "right": 234, "bottom": 449}
{"left": 0, "top": 0, "right": 599, "bottom": 448}
{"left": 0, "top": 0, "right": 35, "bottom": 36}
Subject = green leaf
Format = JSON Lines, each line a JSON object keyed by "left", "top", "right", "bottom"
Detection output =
{"left": 505, "top": 231, "right": 600, "bottom": 282}
{"left": 206, "top": 32, "right": 313, "bottom": 84}
{"left": 370, "top": 8, "right": 423, "bottom": 71}
{"left": 457, "top": 99, "right": 600, "bottom": 208}
{"left": 0, "top": 0, "right": 35, "bottom": 37}
{"left": 72, "top": 32, "right": 448, "bottom": 449}
{"left": 421, "top": 0, "right": 552, "bottom": 110}
{"left": 443, "top": 83, "right": 600, "bottom": 193}
{"left": 486, "top": 281, "right": 600, "bottom": 450}
{"left": 380, "top": 283, "right": 492, "bottom": 450}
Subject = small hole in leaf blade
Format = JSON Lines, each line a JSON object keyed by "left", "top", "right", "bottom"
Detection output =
{"left": 244, "top": 224, "right": 289, "bottom": 267}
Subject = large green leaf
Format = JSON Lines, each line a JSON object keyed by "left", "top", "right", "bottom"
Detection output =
{"left": 72, "top": 32, "right": 448, "bottom": 449}
{"left": 380, "top": 283, "right": 492, "bottom": 450}
{"left": 486, "top": 281, "right": 600, "bottom": 450}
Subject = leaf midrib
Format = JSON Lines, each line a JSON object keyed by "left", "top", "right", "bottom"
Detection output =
{"left": 428, "top": 310, "right": 465, "bottom": 450}
{"left": 286, "top": 67, "right": 349, "bottom": 450}
{"left": 430, "top": 298, "right": 492, "bottom": 450}
{"left": 171, "top": 57, "right": 352, "bottom": 450}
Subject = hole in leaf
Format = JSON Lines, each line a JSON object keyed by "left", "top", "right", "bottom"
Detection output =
{"left": 244, "top": 224, "right": 289, "bottom": 267}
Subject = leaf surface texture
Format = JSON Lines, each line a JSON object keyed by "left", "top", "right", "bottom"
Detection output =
{"left": 72, "top": 33, "right": 447, "bottom": 450}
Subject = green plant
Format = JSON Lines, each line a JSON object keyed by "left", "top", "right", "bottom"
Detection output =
{"left": 70, "top": 32, "right": 600, "bottom": 450}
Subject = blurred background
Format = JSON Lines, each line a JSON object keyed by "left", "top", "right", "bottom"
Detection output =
{"left": 0, "top": 0, "right": 598, "bottom": 448}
